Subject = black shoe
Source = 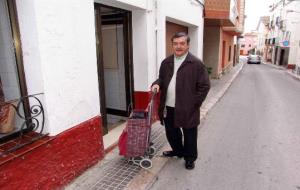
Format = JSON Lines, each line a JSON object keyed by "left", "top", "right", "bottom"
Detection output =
{"left": 162, "top": 151, "right": 183, "bottom": 158}
{"left": 185, "top": 161, "right": 195, "bottom": 170}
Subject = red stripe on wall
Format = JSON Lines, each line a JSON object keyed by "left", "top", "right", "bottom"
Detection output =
{"left": 287, "top": 64, "right": 295, "bottom": 70}
{"left": 0, "top": 116, "right": 104, "bottom": 190}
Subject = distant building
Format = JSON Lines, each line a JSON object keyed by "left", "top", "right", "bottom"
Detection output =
{"left": 267, "top": 0, "right": 300, "bottom": 72}
{"left": 239, "top": 32, "right": 258, "bottom": 55}
{"left": 256, "top": 16, "right": 270, "bottom": 62}
{"left": 203, "top": 0, "right": 245, "bottom": 78}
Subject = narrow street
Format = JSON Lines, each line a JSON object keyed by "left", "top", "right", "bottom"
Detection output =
{"left": 150, "top": 63, "right": 300, "bottom": 190}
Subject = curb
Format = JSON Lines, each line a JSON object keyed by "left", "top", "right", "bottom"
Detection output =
{"left": 262, "top": 62, "right": 285, "bottom": 70}
{"left": 286, "top": 70, "right": 300, "bottom": 81}
{"left": 125, "top": 63, "right": 245, "bottom": 190}
{"left": 263, "top": 62, "right": 300, "bottom": 81}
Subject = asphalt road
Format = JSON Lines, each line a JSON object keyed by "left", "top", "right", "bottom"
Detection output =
{"left": 150, "top": 63, "right": 300, "bottom": 190}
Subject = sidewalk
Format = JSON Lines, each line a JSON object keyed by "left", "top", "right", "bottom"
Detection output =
{"left": 263, "top": 62, "right": 300, "bottom": 81}
{"left": 65, "top": 62, "right": 245, "bottom": 190}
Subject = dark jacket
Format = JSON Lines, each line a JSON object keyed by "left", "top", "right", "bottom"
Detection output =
{"left": 153, "top": 52, "right": 210, "bottom": 128}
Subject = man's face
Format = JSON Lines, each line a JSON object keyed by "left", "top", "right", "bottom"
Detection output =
{"left": 172, "top": 36, "right": 189, "bottom": 57}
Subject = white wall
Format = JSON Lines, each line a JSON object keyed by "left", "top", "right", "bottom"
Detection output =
{"left": 132, "top": 10, "right": 150, "bottom": 91}
{"left": 256, "top": 22, "right": 268, "bottom": 57}
{"left": 160, "top": 0, "right": 204, "bottom": 59}
{"left": 285, "top": 1, "right": 300, "bottom": 68}
{"left": 15, "top": 0, "right": 204, "bottom": 135}
{"left": 288, "top": 20, "right": 299, "bottom": 65}
{"left": 16, "top": 0, "right": 100, "bottom": 135}
{"left": 153, "top": 0, "right": 204, "bottom": 90}
{"left": 95, "top": 0, "right": 204, "bottom": 91}
{"left": 15, "top": 0, "right": 49, "bottom": 132}
{"left": 144, "top": 0, "right": 204, "bottom": 91}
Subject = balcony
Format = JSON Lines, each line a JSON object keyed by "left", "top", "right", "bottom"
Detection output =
{"left": 222, "top": 0, "right": 245, "bottom": 35}
{"left": 205, "top": 0, "right": 238, "bottom": 27}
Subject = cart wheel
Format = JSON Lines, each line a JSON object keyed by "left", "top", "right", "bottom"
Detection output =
{"left": 133, "top": 156, "right": 143, "bottom": 165}
{"left": 148, "top": 146, "right": 156, "bottom": 156}
{"left": 140, "top": 158, "right": 152, "bottom": 169}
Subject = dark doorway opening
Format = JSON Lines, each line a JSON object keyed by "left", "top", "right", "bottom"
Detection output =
{"left": 222, "top": 41, "right": 226, "bottom": 69}
{"left": 233, "top": 44, "right": 237, "bottom": 66}
{"left": 274, "top": 46, "right": 278, "bottom": 65}
{"left": 279, "top": 49, "right": 285, "bottom": 66}
{"left": 94, "top": 4, "right": 134, "bottom": 134}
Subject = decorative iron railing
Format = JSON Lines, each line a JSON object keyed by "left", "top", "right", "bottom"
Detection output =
{"left": 0, "top": 93, "right": 47, "bottom": 155}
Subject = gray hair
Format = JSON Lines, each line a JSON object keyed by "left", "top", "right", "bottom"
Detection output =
{"left": 171, "top": 32, "right": 190, "bottom": 44}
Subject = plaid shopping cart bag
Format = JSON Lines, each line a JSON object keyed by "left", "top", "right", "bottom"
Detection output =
{"left": 118, "top": 110, "right": 150, "bottom": 157}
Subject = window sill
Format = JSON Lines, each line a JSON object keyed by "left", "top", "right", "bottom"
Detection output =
{"left": 0, "top": 132, "right": 53, "bottom": 166}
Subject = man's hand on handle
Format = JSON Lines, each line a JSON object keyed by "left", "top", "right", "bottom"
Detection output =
{"left": 151, "top": 84, "right": 160, "bottom": 93}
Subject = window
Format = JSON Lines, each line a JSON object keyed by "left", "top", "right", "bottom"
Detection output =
{"left": 241, "top": 44, "right": 245, "bottom": 48}
{"left": 249, "top": 44, "right": 251, "bottom": 47}
{"left": 0, "top": 0, "right": 29, "bottom": 143}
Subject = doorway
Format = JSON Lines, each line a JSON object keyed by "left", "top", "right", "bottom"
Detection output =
{"left": 233, "top": 45, "right": 236, "bottom": 66}
{"left": 94, "top": 4, "right": 134, "bottom": 134}
{"left": 222, "top": 41, "right": 226, "bottom": 69}
{"left": 274, "top": 47, "right": 278, "bottom": 65}
{"left": 279, "top": 49, "right": 285, "bottom": 66}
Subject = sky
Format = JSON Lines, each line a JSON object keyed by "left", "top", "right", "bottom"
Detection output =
{"left": 244, "top": 0, "right": 276, "bottom": 33}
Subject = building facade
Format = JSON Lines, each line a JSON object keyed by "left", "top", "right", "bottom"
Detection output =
{"left": 267, "top": 0, "right": 300, "bottom": 70}
{"left": 256, "top": 16, "right": 270, "bottom": 62}
{"left": 203, "top": 0, "right": 245, "bottom": 78}
{"left": 0, "top": 0, "right": 205, "bottom": 188}
{"left": 239, "top": 32, "right": 258, "bottom": 55}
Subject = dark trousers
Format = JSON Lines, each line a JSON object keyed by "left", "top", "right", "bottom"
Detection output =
{"left": 163, "top": 106, "right": 198, "bottom": 162}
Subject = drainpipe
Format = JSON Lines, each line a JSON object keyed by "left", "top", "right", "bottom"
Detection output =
{"left": 154, "top": 0, "right": 159, "bottom": 78}
{"left": 146, "top": 0, "right": 159, "bottom": 78}
{"left": 194, "top": 0, "right": 205, "bottom": 8}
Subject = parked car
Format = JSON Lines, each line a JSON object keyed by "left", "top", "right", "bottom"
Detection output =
{"left": 247, "top": 54, "right": 261, "bottom": 64}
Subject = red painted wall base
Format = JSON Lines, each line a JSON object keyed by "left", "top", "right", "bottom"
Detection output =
{"left": 287, "top": 64, "right": 295, "bottom": 70}
{"left": 0, "top": 116, "right": 104, "bottom": 190}
{"left": 0, "top": 91, "right": 159, "bottom": 190}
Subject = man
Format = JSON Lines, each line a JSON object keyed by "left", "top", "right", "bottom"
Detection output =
{"left": 151, "top": 32, "right": 210, "bottom": 170}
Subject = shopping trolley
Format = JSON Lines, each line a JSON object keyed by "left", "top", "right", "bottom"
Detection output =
{"left": 118, "top": 90, "right": 157, "bottom": 169}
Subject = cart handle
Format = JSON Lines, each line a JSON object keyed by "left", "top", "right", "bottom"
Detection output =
{"left": 147, "top": 89, "right": 157, "bottom": 125}
{"left": 150, "top": 89, "right": 157, "bottom": 102}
